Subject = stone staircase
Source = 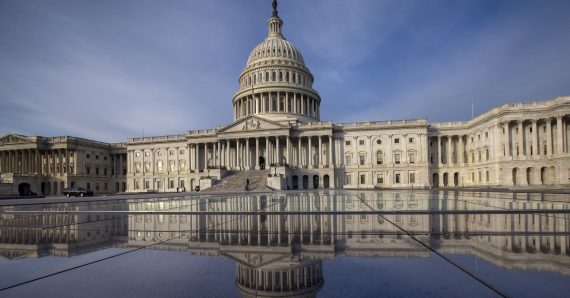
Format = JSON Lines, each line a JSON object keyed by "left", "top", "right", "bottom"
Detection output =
{"left": 205, "top": 170, "right": 271, "bottom": 192}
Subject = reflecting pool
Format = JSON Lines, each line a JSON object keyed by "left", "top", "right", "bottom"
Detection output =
{"left": 0, "top": 190, "right": 569, "bottom": 297}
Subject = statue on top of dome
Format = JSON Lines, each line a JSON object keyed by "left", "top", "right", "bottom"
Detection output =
{"left": 272, "top": 0, "right": 279, "bottom": 17}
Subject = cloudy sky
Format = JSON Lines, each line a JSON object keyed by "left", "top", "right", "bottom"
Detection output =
{"left": 1, "top": 0, "right": 569, "bottom": 143}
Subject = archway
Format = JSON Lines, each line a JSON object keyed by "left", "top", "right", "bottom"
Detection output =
{"left": 512, "top": 168, "right": 518, "bottom": 185}
{"left": 259, "top": 156, "right": 266, "bottom": 170}
{"left": 18, "top": 183, "right": 30, "bottom": 196}
{"left": 453, "top": 173, "right": 459, "bottom": 187}
{"left": 313, "top": 175, "right": 319, "bottom": 189}
{"left": 526, "top": 168, "right": 533, "bottom": 185}
{"left": 323, "top": 175, "right": 330, "bottom": 189}
{"left": 432, "top": 173, "right": 439, "bottom": 188}
{"left": 302, "top": 175, "right": 309, "bottom": 190}
{"left": 443, "top": 173, "right": 448, "bottom": 187}
{"left": 292, "top": 175, "right": 299, "bottom": 189}
{"left": 540, "top": 167, "right": 546, "bottom": 185}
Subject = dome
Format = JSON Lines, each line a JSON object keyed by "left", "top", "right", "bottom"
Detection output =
{"left": 232, "top": 0, "right": 321, "bottom": 124}
{"left": 246, "top": 38, "right": 305, "bottom": 67}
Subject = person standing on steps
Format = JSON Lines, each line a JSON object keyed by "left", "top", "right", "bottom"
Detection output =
{"left": 245, "top": 179, "right": 250, "bottom": 191}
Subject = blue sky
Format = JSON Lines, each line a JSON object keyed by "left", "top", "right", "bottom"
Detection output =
{"left": 1, "top": 0, "right": 569, "bottom": 143}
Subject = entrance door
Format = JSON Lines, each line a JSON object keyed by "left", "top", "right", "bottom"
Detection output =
{"left": 313, "top": 175, "right": 319, "bottom": 189}
{"left": 18, "top": 183, "right": 30, "bottom": 196}
{"left": 259, "top": 156, "right": 266, "bottom": 170}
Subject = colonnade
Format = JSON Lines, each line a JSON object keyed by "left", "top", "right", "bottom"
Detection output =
{"left": 236, "top": 261, "right": 323, "bottom": 294}
{"left": 234, "top": 91, "right": 320, "bottom": 120}
{"left": 189, "top": 135, "right": 333, "bottom": 171}
{"left": 0, "top": 149, "right": 73, "bottom": 175}
{"left": 501, "top": 116, "right": 567, "bottom": 158}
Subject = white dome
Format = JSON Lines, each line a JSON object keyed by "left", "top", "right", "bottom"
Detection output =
{"left": 247, "top": 38, "right": 305, "bottom": 66}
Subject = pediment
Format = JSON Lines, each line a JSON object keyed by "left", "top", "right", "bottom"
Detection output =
{"left": 0, "top": 134, "right": 35, "bottom": 146}
{"left": 222, "top": 251, "right": 289, "bottom": 268}
{"left": 220, "top": 116, "right": 286, "bottom": 134}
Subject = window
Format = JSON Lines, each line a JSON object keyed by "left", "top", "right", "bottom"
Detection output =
{"left": 485, "top": 132, "right": 489, "bottom": 138}
{"left": 134, "top": 180, "right": 140, "bottom": 190}
{"left": 95, "top": 183, "right": 100, "bottom": 191}
{"left": 376, "top": 151, "right": 383, "bottom": 165}
{"left": 409, "top": 173, "right": 416, "bottom": 184}
{"left": 157, "top": 161, "right": 163, "bottom": 173}
{"left": 86, "top": 154, "right": 90, "bottom": 159}
{"left": 409, "top": 138, "right": 414, "bottom": 143}
{"left": 86, "top": 182, "right": 91, "bottom": 190}
{"left": 394, "top": 138, "right": 400, "bottom": 144}
{"left": 169, "top": 150, "right": 174, "bottom": 155}
{"left": 179, "top": 179, "right": 185, "bottom": 188}
{"left": 144, "top": 162, "right": 150, "bottom": 173}
{"left": 394, "top": 153, "right": 401, "bottom": 164}
{"left": 345, "top": 154, "right": 352, "bottom": 166}
{"left": 135, "top": 163, "right": 141, "bottom": 174}
{"left": 377, "top": 174, "right": 384, "bottom": 184}
{"left": 86, "top": 166, "right": 91, "bottom": 175}
{"left": 145, "top": 152, "right": 150, "bottom": 157}
{"left": 345, "top": 141, "right": 351, "bottom": 146}
{"left": 135, "top": 152, "right": 140, "bottom": 157}
{"left": 95, "top": 167, "right": 99, "bottom": 175}
{"left": 95, "top": 155, "right": 99, "bottom": 160}
{"left": 486, "top": 171, "right": 490, "bottom": 182}
{"left": 360, "top": 174, "right": 366, "bottom": 184}
{"left": 103, "top": 168, "right": 108, "bottom": 176}
{"left": 157, "top": 151, "right": 162, "bottom": 156}
{"left": 376, "top": 139, "right": 381, "bottom": 145}
{"left": 169, "top": 162, "right": 176, "bottom": 172}
{"left": 485, "top": 149, "right": 489, "bottom": 161}
{"left": 345, "top": 174, "right": 352, "bottom": 185}
{"left": 408, "top": 152, "right": 416, "bottom": 164}
{"left": 179, "top": 161, "right": 186, "bottom": 171}
{"left": 359, "top": 154, "right": 366, "bottom": 165}
{"left": 395, "top": 173, "right": 401, "bottom": 184}
{"left": 104, "top": 183, "right": 108, "bottom": 191}
{"left": 144, "top": 180, "right": 150, "bottom": 189}
{"left": 359, "top": 140, "right": 364, "bottom": 145}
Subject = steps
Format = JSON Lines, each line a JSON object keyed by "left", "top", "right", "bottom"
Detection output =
{"left": 205, "top": 170, "right": 271, "bottom": 192}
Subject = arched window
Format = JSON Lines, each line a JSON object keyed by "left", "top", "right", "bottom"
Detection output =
{"left": 265, "top": 72, "right": 269, "bottom": 81}
{"left": 272, "top": 71, "right": 276, "bottom": 81}
{"left": 279, "top": 71, "right": 283, "bottom": 81}
{"left": 285, "top": 72, "right": 289, "bottom": 82}
{"left": 376, "top": 150, "right": 383, "bottom": 165}
{"left": 253, "top": 74, "right": 256, "bottom": 84}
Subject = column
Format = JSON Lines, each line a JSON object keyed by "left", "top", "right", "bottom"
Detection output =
{"left": 556, "top": 116, "right": 563, "bottom": 155}
{"left": 286, "top": 137, "right": 291, "bottom": 166}
{"left": 458, "top": 136, "right": 464, "bottom": 165}
{"left": 255, "top": 138, "right": 260, "bottom": 169}
{"left": 546, "top": 118, "right": 552, "bottom": 155}
{"left": 298, "top": 137, "right": 302, "bottom": 167}
{"left": 496, "top": 123, "right": 503, "bottom": 158}
{"left": 447, "top": 136, "right": 452, "bottom": 165}
{"left": 265, "top": 137, "right": 269, "bottom": 166}
{"left": 318, "top": 135, "right": 322, "bottom": 167}
{"left": 246, "top": 138, "right": 250, "bottom": 169}
{"left": 518, "top": 121, "right": 524, "bottom": 157}
{"left": 276, "top": 136, "right": 280, "bottom": 165}
{"left": 437, "top": 136, "right": 442, "bottom": 165}
{"left": 532, "top": 120, "right": 539, "bottom": 156}
{"left": 308, "top": 136, "right": 313, "bottom": 168}
{"left": 65, "top": 149, "right": 70, "bottom": 175}
{"left": 329, "top": 136, "right": 333, "bottom": 167}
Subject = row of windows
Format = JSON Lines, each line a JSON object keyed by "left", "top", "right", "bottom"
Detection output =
{"left": 346, "top": 137, "right": 415, "bottom": 146}
{"left": 134, "top": 150, "right": 185, "bottom": 158}
{"left": 345, "top": 151, "right": 417, "bottom": 166}
{"left": 345, "top": 172, "right": 416, "bottom": 185}
{"left": 134, "top": 179, "right": 186, "bottom": 190}
{"left": 134, "top": 161, "right": 187, "bottom": 174}
{"left": 241, "top": 70, "right": 309, "bottom": 88}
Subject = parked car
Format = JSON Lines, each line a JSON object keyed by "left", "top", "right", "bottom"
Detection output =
{"left": 62, "top": 187, "right": 94, "bottom": 197}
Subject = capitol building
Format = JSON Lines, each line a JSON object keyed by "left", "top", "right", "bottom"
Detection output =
{"left": 0, "top": 1, "right": 569, "bottom": 196}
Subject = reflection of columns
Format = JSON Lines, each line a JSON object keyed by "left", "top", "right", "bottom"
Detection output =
{"left": 546, "top": 119, "right": 552, "bottom": 155}
{"left": 532, "top": 120, "right": 539, "bottom": 156}
{"left": 518, "top": 121, "right": 524, "bottom": 156}
{"left": 556, "top": 116, "right": 563, "bottom": 155}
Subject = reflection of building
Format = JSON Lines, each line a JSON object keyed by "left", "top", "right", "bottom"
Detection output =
{"left": 0, "top": 201, "right": 128, "bottom": 259}
{"left": 1, "top": 1, "right": 570, "bottom": 196}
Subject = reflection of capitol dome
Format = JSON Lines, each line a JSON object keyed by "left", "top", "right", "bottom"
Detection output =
{"left": 236, "top": 258, "right": 323, "bottom": 298}
{"left": 233, "top": 0, "right": 321, "bottom": 124}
